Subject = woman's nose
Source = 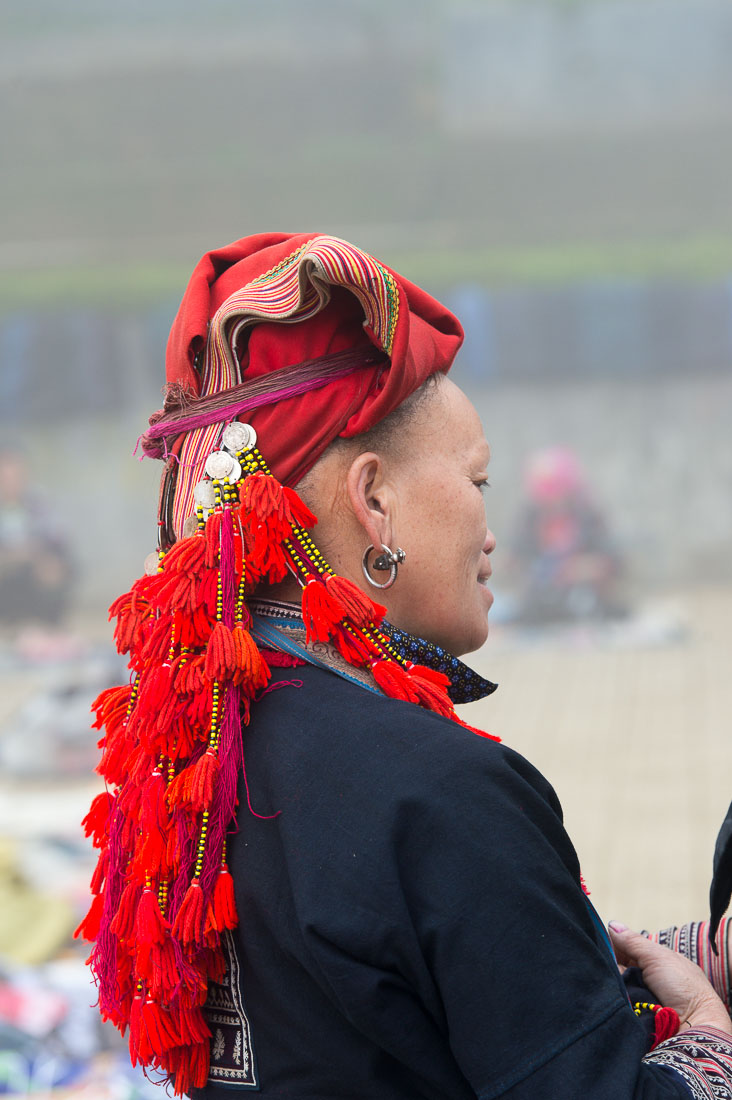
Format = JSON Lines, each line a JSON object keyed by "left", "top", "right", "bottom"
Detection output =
{"left": 483, "top": 529, "right": 496, "bottom": 555}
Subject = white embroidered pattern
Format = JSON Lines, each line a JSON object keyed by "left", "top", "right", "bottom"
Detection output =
{"left": 204, "top": 930, "right": 258, "bottom": 1088}
{"left": 212, "top": 1029, "right": 225, "bottom": 1061}
{"left": 644, "top": 1029, "right": 732, "bottom": 1099}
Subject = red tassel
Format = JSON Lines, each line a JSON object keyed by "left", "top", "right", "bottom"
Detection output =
{"left": 149, "top": 569, "right": 198, "bottom": 614}
{"left": 96, "top": 725, "right": 132, "bottom": 787}
{"left": 129, "top": 996, "right": 179, "bottom": 1064}
{"left": 205, "top": 511, "right": 223, "bottom": 567}
{"left": 110, "top": 880, "right": 140, "bottom": 943}
{"left": 408, "top": 663, "right": 452, "bottom": 689}
{"left": 141, "top": 614, "right": 176, "bottom": 663}
{"left": 172, "top": 879, "right": 207, "bottom": 947}
{"left": 91, "top": 684, "right": 132, "bottom": 731}
{"left": 200, "top": 945, "right": 226, "bottom": 986}
{"left": 301, "top": 576, "right": 346, "bottom": 643}
{"left": 205, "top": 621, "right": 237, "bottom": 681}
{"left": 136, "top": 662, "right": 175, "bottom": 719}
{"left": 371, "top": 658, "right": 420, "bottom": 703}
{"left": 131, "top": 825, "right": 169, "bottom": 881}
{"left": 109, "top": 587, "right": 151, "bottom": 654}
{"left": 231, "top": 625, "right": 269, "bottom": 691}
{"left": 81, "top": 792, "right": 115, "bottom": 848}
{"left": 162, "top": 533, "right": 206, "bottom": 575}
{"left": 167, "top": 1039, "right": 210, "bottom": 1096}
{"left": 406, "top": 668, "right": 455, "bottom": 718}
{"left": 117, "top": 778, "right": 142, "bottom": 817}
{"left": 207, "top": 866, "right": 238, "bottom": 935}
{"left": 174, "top": 654, "right": 206, "bottom": 694}
{"left": 325, "top": 575, "right": 386, "bottom": 628}
{"left": 136, "top": 887, "right": 168, "bottom": 945}
{"left": 282, "top": 484, "right": 318, "bottom": 528}
{"left": 74, "top": 891, "right": 105, "bottom": 942}
{"left": 248, "top": 521, "right": 289, "bottom": 582}
{"left": 128, "top": 748, "right": 158, "bottom": 787}
{"left": 175, "top": 605, "right": 214, "bottom": 650}
{"left": 240, "top": 471, "right": 289, "bottom": 525}
{"left": 128, "top": 993, "right": 143, "bottom": 1064}
{"left": 332, "top": 625, "right": 372, "bottom": 664}
{"left": 90, "top": 848, "right": 109, "bottom": 895}
{"left": 167, "top": 750, "right": 220, "bottom": 814}
{"left": 170, "top": 1003, "right": 211, "bottom": 1045}
{"left": 138, "top": 934, "right": 180, "bottom": 1001}
{"left": 651, "top": 1006, "right": 681, "bottom": 1048}
{"left": 140, "top": 771, "right": 168, "bottom": 832}
{"left": 196, "top": 568, "right": 220, "bottom": 618}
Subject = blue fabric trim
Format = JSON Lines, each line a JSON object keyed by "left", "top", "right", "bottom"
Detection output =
{"left": 249, "top": 613, "right": 381, "bottom": 694}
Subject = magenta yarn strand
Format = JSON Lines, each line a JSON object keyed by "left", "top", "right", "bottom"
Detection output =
{"left": 201, "top": 681, "right": 244, "bottom": 895}
{"left": 219, "top": 509, "right": 236, "bottom": 631}
{"left": 140, "top": 350, "right": 386, "bottom": 459}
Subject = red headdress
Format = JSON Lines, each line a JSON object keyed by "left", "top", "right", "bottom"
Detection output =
{"left": 78, "top": 234, "right": 496, "bottom": 1095}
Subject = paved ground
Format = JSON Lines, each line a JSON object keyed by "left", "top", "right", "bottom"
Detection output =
{"left": 465, "top": 584, "right": 732, "bottom": 933}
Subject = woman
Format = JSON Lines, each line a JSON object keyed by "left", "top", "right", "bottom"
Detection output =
{"left": 79, "top": 233, "right": 732, "bottom": 1098}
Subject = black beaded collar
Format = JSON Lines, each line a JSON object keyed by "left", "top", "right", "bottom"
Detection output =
{"left": 379, "top": 623, "right": 498, "bottom": 704}
{"left": 251, "top": 600, "right": 498, "bottom": 706}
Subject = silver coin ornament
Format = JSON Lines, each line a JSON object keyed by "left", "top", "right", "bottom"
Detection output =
{"left": 222, "top": 421, "right": 256, "bottom": 454}
{"left": 205, "top": 450, "right": 241, "bottom": 482}
{"left": 144, "top": 551, "right": 160, "bottom": 576}
{"left": 182, "top": 515, "right": 199, "bottom": 538}
{"left": 193, "top": 480, "right": 217, "bottom": 509}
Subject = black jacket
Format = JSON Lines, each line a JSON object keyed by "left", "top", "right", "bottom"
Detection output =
{"left": 193, "top": 664, "right": 689, "bottom": 1099}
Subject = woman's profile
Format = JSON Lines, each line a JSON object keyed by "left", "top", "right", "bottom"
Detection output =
{"left": 78, "top": 233, "right": 732, "bottom": 1098}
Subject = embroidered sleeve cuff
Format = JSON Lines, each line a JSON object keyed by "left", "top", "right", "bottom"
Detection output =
{"left": 648, "top": 920, "right": 732, "bottom": 1013}
{"left": 644, "top": 1027, "right": 732, "bottom": 1099}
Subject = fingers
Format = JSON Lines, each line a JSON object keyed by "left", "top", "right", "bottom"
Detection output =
{"left": 607, "top": 921, "right": 653, "bottom": 968}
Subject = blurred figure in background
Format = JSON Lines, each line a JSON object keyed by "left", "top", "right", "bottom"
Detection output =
{"left": 511, "top": 445, "right": 625, "bottom": 624}
{"left": 0, "top": 448, "right": 75, "bottom": 633}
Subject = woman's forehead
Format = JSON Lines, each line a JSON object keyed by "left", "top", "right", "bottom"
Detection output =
{"left": 427, "top": 377, "right": 490, "bottom": 463}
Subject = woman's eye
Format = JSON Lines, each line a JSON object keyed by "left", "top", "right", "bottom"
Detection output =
{"left": 475, "top": 479, "right": 491, "bottom": 494}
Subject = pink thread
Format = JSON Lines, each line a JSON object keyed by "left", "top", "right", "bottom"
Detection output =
{"left": 219, "top": 510, "right": 236, "bottom": 630}
{"left": 91, "top": 803, "right": 128, "bottom": 1015}
{"left": 259, "top": 679, "right": 304, "bottom": 696}
{"left": 241, "top": 746, "right": 281, "bottom": 821}
{"left": 200, "top": 681, "right": 244, "bottom": 894}
{"left": 139, "top": 350, "right": 385, "bottom": 460}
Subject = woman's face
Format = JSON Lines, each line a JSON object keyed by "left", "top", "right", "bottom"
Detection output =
{"left": 384, "top": 378, "right": 495, "bottom": 656}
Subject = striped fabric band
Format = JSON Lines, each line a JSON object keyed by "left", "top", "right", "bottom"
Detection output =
{"left": 644, "top": 1028, "right": 732, "bottom": 1099}
{"left": 170, "top": 236, "right": 400, "bottom": 538}
{"left": 649, "top": 920, "right": 731, "bottom": 1012}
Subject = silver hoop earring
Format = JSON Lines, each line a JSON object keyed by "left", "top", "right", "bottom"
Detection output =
{"left": 361, "top": 543, "right": 406, "bottom": 590}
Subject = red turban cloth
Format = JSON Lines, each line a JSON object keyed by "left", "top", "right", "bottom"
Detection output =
{"left": 155, "top": 233, "right": 463, "bottom": 537}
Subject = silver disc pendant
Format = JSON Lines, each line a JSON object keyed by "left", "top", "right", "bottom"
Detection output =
{"left": 205, "top": 450, "right": 240, "bottom": 482}
{"left": 144, "top": 551, "right": 160, "bottom": 576}
{"left": 193, "top": 479, "right": 217, "bottom": 509}
{"left": 182, "top": 515, "right": 199, "bottom": 538}
{"left": 222, "top": 421, "right": 256, "bottom": 454}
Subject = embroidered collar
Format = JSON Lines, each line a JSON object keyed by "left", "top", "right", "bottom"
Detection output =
{"left": 249, "top": 599, "right": 498, "bottom": 705}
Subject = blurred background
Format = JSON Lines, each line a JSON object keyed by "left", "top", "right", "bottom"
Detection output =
{"left": 1, "top": 0, "right": 731, "bottom": 1093}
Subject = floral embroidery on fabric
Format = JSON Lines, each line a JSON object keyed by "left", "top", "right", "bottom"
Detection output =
{"left": 205, "top": 930, "right": 258, "bottom": 1088}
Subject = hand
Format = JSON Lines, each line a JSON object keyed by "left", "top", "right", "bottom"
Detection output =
{"left": 608, "top": 921, "right": 732, "bottom": 1036}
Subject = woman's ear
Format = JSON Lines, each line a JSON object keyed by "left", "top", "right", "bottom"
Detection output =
{"left": 345, "top": 451, "right": 393, "bottom": 552}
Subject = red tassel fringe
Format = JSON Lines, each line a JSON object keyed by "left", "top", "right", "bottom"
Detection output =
{"left": 651, "top": 1006, "right": 681, "bottom": 1048}
{"left": 83, "top": 449, "right": 497, "bottom": 1097}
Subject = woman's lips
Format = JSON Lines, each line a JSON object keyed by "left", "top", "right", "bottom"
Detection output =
{"left": 477, "top": 575, "right": 494, "bottom": 607}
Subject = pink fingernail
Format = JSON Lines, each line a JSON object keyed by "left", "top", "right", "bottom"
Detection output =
{"left": 608, "top": 920, "right": 628, "bottom": 933}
